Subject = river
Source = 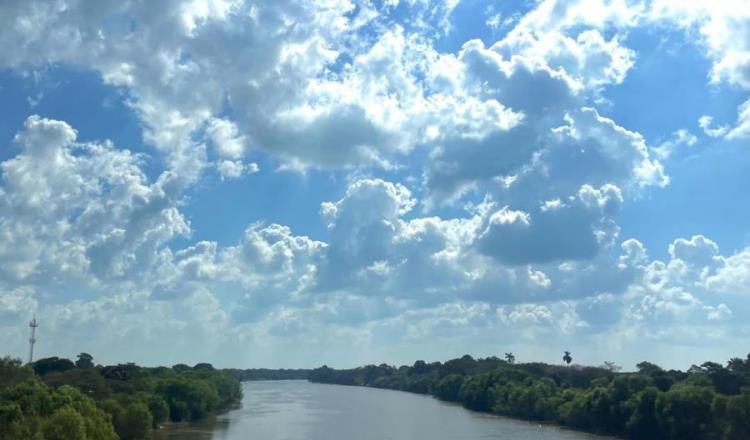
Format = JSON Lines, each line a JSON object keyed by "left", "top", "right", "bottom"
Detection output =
{"left": 153, "top": 380, "right": 613, "bottom": 440}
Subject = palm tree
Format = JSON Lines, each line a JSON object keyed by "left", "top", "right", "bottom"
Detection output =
{"left": 504, "top": 352, "right": 515, "bottom": 364}
{"left": 563, "top": 351, "right": 572, "bottom": 365}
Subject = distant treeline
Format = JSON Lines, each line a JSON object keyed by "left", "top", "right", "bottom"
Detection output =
{"left": 0, "top": 354, "right": 242, "bottom": 440}
{"left": 308, "top": 354, "right": 750, "bottom": 440}
{"left": 224, "top": 368, "right": 311, "bottom": 381}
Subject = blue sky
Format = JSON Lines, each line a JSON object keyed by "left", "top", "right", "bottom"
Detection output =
{"left": 0, "top": 0, "right": 749, "bottom": 370}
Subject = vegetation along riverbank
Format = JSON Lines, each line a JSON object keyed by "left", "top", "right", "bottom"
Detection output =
{"left": 309, "top": 353, "right": 750, "bottom": 440}
{"left": 0, "top": 354, "right": 242, "bottom": 440}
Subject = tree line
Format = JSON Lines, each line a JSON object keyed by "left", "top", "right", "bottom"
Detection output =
{"left": 0, "top": 354, "right": 242, "bottom": 440}
{"left": 224, "top": 368, "right": 311, "bottom": 381}
{"left": 308, "top": 353, "right": 750, "bottom": 439}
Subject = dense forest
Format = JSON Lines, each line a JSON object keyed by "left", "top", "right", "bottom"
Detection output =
{"left": 223, "top": 368, "right": 310, "bottom": 381}
{"left": 0, "top": 354, "right": 242, "bottom": 440}
{"left": 309, "top": 353, "right": 750, "bottom": 440}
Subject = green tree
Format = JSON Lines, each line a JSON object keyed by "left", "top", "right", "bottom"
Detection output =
{"left": 436, "top": 375, "right": 464, "bottom": 401}
{"left": 0, "top": 401, "right": 30, "bottom": 439}
{"left": 193, "top": 363, "right": 214, "bottom": 371}
{"left": 0, "top": 355, "right": 238, "bottom": 439}
{"left": 563, "top": 351, "right": 573, "bottom": 365}
{"left": 307, "top": 352, "right": 750, "bottom": 439}
{"left": 55, "top": 385, "right": 117, "bottom": 440}
{"left": 656, "top": 385, "right": 719, "bottom": 440}
{"left": 32, "top": 357, "right": 75, "bottom": 376}
{"left": 701, "top": 362, "right": 743, "bottom": 395}
{"left": 0, "top": 357, "right": 34, "bottom": 388}
{"left": 411, "top": 360, "right": 429, "bottom": 375}
{"left": 75, "top": 353, "right": 94, "bottom": 369}
{"left": 559, "top": 390, "right": 590, "bottom": 429}
{"left": 624, "top": 387, "right": 662, "bottom": 439}
{"left": 42, "top": 405, "right": 87, "bottom": 440}
{"left": 713, "top": 392, "right": 750, "bottom": 440}
{"left": 459, "top": 373, "right": 497, "bottom": 411}
{"left": 43, "top": 368, "right": 111, "bottom": 399}
{"left": 146, "top": 394, "right": 170, "bottom": 427}
{"left": 114, "top": 402, "right": 153, "bottom": 440}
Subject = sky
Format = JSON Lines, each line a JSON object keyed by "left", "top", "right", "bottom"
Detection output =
{"left": 0, "top": 0, "right": 749, "bottom": 371}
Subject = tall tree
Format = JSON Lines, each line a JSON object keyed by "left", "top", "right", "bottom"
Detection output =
{"left": 75, "top": 353, "right": 94, "bottom": 369}
{"left": 563, "top": 351, "right": 573, "bottom": 365}
{"left": 32, "top": 357, "right": 75, "bottom": 376}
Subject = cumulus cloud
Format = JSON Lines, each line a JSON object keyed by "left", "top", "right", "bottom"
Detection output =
{"left": 0, "top": 0, "right": 500, "bottom": 176}
{"left": 698, "top": 115, "right": 730, "bottom": 138}
{"left": 419, "top": 31, "right": 662, "bottom": 206}
{"left": 216, "top": 159, "right": 259, "bottom": 180}
{"left": 648, "top": 0, "right": 750, "bottom": 89}
{"left": 206, "top": 118, "right": 246, "bottom": 159}
{"left": 0, "top": 116, "right": 190, "bottom": 284}
{"left": 617, "top": 236, "right": 750, "bottom": 345}
{"left": 647, "top": 0, "right": 750, "bottom": 138}
{"left": 0, "top": 131, "right": 746, "bottom": 366}
{"left": 668, "top": 235, "right": 720, "bottom": 268}
{"left": 705, "top": 248, "right": 750, "bottom": 295}
{"left": 0, "top": 0, "right": 664, "bottom": 188}
{"left": 0, "top": 0, "right": 746, "bottom": 368}
{"left": 0, "top": 286, "right": 37, "bottom": 321}
{"left": 727, "top": 99, "right": 750, "bottom": 139}
{"left": 0, "top": 0, "right": 366, "bottom": 174}
{"left": 476, "top": 184, "right": 623, "bottom": 265}
{"left": 653, "top": 129, "right": 698, "bottom": 159}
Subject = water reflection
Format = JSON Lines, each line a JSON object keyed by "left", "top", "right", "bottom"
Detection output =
{"left": 154, "top": 381, "right": 613, "bottom": 440}
{"left": 152, "top": 414, "right": 229, "bottom": 440}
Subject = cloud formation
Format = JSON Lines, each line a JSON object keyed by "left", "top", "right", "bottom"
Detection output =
{"left": 0, "top": 0, "right": 747, "bottom": 369}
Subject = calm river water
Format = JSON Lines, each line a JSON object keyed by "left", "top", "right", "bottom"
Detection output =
{"left": 153, "top": 380, "right": 612, "bottom": 440}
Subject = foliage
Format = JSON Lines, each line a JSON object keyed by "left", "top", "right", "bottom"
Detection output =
{"left": 224, "top": 368, "right": 311, "bottom": 381}
{"left": 563, "top": 351, "right": 573, "bottom": 365}
{"left": 0, "top": 380, "right": 117, "bottom": 440}
{"left": 309, "top": 353, "right": 750, "bottom": 439}
{"left": 75, "top": 353, "right": 94, "bottom": 369}
{"left": 32, "top": 357, "right": 75, "bottom": 377}
{"left": 0, "top": 354, "right": 242, "bottom": 439}
{"left": 0, "top": 357, "right": 34, "bottom": 388}
{"left": 41, "top": 405, "right": 88, "bottom": 440}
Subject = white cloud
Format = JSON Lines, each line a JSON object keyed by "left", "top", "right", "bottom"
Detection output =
{"left": 0, "top": 116, "right": 190, "bottom": 283}
{"left": 705, "top": 303, "right": 732, "bottom": 321}
{"left": 648, "top": 0, "right": 750, "bottom": 89}
{"left": 0, "top": 0, "right": 369, "bottom": 175}
{"left": 476, "top": 184, "right": 623, "bottom": 265}
{"left": 487, "top": 13, "right": 503, "bottom": 30}
{"left": 705, "top": 248, "right": 750, "bottom": 295}
{"left": 0, "top": 140, "right": 746, "bottom": 366}
{"left": 0, "top": 0, "right": 654, "bottom": 186}
{"left": 206, "top": 118, "right": 246, "bottom": 159}
{"left": 0, "top": 0, "right": 746, "bottom": 369}
{"left": 0, "top": 286, "right": 37, "bottom": 320}
{"left": 513, "top": 0, "right": 643, "bottom": 33}
{"left": 497, "top": 27, "right": 636, "bottom": 91}
{"left": 698, "top": 115, "right": 730, "bottom": 138}
{"left": 647, "top": 0, "right": 750, "bottom": 138}
{"left": 216, "top": 159, "right": 259, "bottom": 180}
{"left": 727, "top": 99, "right": 750, "bottom": 139}
{"left": 653, "top": 129, "right": 698, "bottom": 159}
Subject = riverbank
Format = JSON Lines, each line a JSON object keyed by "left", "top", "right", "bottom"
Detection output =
{"left": 152, "top": 400, "right": 242, "bottom": 437}
{"left": 308, "top": 354, "right": 750, "bottom": 439}
{"left": 0, "top": 356, "right": 243, "bottom": 440}
{"left": 152, "top": 380, "right": 612, "bottom": 440}
{"left": 223, "top": 367, "right": 311, "bottom": 381}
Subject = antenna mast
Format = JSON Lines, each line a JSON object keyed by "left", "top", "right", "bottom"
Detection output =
{"left": 28, "top": 316, "right": 38, "bottom": 364}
